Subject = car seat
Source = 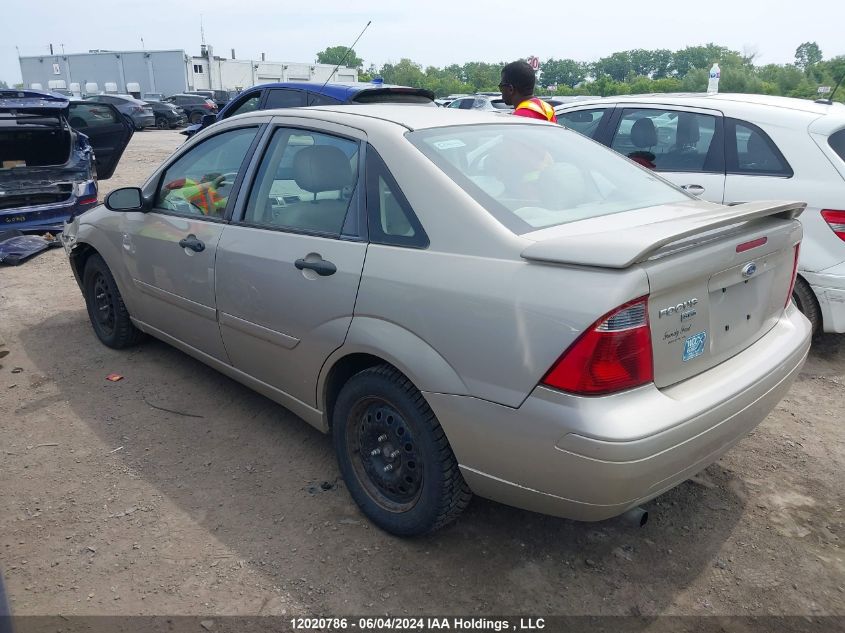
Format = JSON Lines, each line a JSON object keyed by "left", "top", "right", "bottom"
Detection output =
{"left": 282, "top": 146, "right": 354, "bottom": 234}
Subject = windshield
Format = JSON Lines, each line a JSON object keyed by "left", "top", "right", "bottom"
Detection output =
{"left": 407, "top": 124, "right": 690, "bottom": 233}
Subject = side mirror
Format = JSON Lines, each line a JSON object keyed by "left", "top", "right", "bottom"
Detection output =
{"left": 201, "top": 113, "right": 217, "bottom": 127}
{"left": 105, "top": 187, "right": 146, "bottom": 212}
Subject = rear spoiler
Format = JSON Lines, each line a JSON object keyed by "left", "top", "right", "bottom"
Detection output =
{"left": 520, "top": 200, "right": 805, "bottom": 269}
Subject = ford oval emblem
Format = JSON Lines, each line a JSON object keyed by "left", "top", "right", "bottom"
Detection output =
{"left": 742, "top": 262, "right": 757, "bottom": 278}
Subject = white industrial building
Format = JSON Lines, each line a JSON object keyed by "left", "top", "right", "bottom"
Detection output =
{"left": 19, "top": 45, "right": 358, "bottom": 97}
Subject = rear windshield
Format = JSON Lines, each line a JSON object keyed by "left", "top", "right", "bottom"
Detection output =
{"left": 830, "top": 129, "right": 845, "bottom": 162}
{"left": 407, "top": 124, "right": 690, "bottom": 234}
{"left": 353, "top": 91, "right": 434, "bottom": 105}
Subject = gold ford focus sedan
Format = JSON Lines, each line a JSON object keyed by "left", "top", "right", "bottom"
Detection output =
{"left": 62, "top": 105, "right": 811, "bottom": 535}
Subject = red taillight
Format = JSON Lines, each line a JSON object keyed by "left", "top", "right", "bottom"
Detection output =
{"left": 78, "top": 195, "right": 98, "bottom": 206}
{"left": 785, "top": 243, "right": 801, "bottom": 308}
{"left": 542, "top": 297, "right": 653, "bottom": 395}
{"left": 203, "top": 102, "right": 214, "bottom": 109}
{"left": 821, "top": 209, "right": 845, "bottom": 241}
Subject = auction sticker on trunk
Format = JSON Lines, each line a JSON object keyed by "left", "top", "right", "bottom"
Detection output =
{"left": 683, "top": 331, "right": 707, "bottom": 362}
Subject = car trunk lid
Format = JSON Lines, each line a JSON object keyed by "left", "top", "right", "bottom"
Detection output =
{"left": 522, "top": 200, "right": 804, "bottom": 388}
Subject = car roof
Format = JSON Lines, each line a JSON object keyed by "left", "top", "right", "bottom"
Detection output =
{"left": 554, "top": 92, "right": 844, "bottom": 116}
{"left": 235, "top": 81, "right": 434, "bottom": 102}
{"left": 233, "top": 103, "right": 538, "bottom": 131}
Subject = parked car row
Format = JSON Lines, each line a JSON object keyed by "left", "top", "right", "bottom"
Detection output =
{"left": 83, "top": 93, "right": 215, "bottom": 130}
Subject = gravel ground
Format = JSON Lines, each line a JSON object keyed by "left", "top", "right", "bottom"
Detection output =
{"left": 0, "top": 130, "right": 843, "bottom": 619}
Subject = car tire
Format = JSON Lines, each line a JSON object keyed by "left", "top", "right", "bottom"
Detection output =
{"left": 82, "top": 254, "right": 143, "bottom": 349}
{"left": 792, "top": 276, "right": 821, "bottom": 336}
{"left": 190, "top": 112, "right": 203, "bottom": 124}
{"left": 332, "top": 364, "right": 471, "bottom": 536}
{"left": 156, "top": 117, "right": 170, "bottom": 130}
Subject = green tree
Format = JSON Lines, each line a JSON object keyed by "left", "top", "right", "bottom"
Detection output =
{"left": 540, "top": 58, "right": 586, "bottom": 88}
{"left": 593, "top": 51, "right": 632, "bottom": 81}
{"left": 0, "top": 80, "right": 8, "bottom": 89}
{"left": 316, "top": 46, "right": 364, "bottom": 69}
{"left": 794, "top": 42, "right": 823, "bottom": 70}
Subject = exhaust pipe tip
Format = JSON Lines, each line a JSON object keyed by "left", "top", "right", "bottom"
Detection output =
{"left": 621, "top": 506, "right": 649, "bottom": 527}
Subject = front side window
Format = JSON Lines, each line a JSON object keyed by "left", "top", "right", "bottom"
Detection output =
{"left": 264, "top": 89, "right": 306, "bottom": 109}
{"left": 242, "top": 128, "right": 360, "bottom": 236}
{"left": 408, "top": 124, "right": 690, "bottom": 234}
{"left": 558, "top": 108, "right": 607, "bottom": 138}
{"left": 154, "top": 127, "right": 258, "bottom": 218}
{"left": 226, "top": 94, "right": 261, "bottom": 118}
{"left": 610, "top": 108, "right": 720, "bottom": 173}
{"left": 728, "top": 119, "right": 792, "bottom": 176}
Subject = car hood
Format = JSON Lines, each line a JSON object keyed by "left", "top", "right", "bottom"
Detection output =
{"left": 0, "top": 89, "right": 69, "bottom": 114}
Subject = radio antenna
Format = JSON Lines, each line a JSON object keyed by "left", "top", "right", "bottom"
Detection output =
{"left": 320, "top": 20, "right": 371, "bottom": 91}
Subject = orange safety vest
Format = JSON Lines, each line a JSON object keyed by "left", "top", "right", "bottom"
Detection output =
{"left": 514, "top": 98, "right": 557, "bottom": 122}
{"left": 165, "top": 177, "right": 226, "bottom": 215}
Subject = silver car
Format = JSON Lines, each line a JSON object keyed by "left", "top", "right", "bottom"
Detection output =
{"left": 62, "top": 106, "right": 811, "bottom": 536}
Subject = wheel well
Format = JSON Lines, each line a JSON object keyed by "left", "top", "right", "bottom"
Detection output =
{"left": 323, "top": 353, "right": 399, "bottom": 429}
{"left": 68, "top": 243, "right": 100, "bottom": 287}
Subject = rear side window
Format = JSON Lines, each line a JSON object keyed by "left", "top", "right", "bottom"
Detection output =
{"left": 366, "top": 146, "right": 428, "bottom": 248}
{"left": 728, "top": 119, "right": 793, "bottom": 177}
{"left": 242, "top": 128, "right": 360, "bottom": 237}
{"left": 308, "top": 93, "right": 342, "bottom": 106}
{"left": 558, "top": 108, "right": 607, "bottom": 138}
{"left": 830, "top": 128, "right": 845, "bottom": 162}
{"left": 610, "top": 108, "right": 721, "bottom": 173}
{"left": 265, "top": 89, "right": 306, "bottom": 109}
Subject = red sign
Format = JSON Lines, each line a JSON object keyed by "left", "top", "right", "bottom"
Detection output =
{"left": 527, "top": 56, "right": 540, "bottom": 71}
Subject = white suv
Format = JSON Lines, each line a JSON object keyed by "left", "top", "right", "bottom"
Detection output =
{"left": 555, "top": 94, "right": 845, "bottom": 334}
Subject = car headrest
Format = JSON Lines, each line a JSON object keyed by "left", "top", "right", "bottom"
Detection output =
{"left": 293, "top": 146, "right": 353, "bottom": 194}
{"left": 676, "top": 116, "right": 700, "bottom": 145}
{"left": 631, "top": 118, "right": 657, "bottom": 148}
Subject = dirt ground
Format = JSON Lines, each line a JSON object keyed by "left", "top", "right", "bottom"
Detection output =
{"left": 0, "top": 130, "right": 843, "bottom": 619}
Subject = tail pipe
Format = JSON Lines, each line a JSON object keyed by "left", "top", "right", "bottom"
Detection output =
{"left": 621, "top": 506, "right": 649, "bottom": 527}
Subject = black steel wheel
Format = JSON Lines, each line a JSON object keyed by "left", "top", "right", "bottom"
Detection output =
{"left": 82, "top": 254, "right": 143, "bottom": 349}
{"left": 792, "top": 276, "right": 822, "bottom": 336}
{"left": 190, "top": 111, "right": 203, "bottom": 124}
{"left": 333, "top": 365, "right": 471, "bottom": 536}
{"left": 156, "top": 116, "right": 170, "bottom": 130}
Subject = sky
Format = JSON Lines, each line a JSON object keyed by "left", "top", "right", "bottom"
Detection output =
{"left": 3, "top": 0, "right": 845, "bottom": 85}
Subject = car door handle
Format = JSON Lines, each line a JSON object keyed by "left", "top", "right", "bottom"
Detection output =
{"left": 295, "top": 257, "right": 336, "bottom": 276}
{"left": 178, "top": 234, "right": 205, "bottom": 253}
{"left": 681, "top": 184, "right": 706, "bottom": 195}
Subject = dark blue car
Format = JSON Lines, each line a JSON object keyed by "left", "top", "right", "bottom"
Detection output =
{"left": 182, "top": 80, "right": 435, "bottom": 137}
{"left": 1, "top": 90, "right": 133, "bottom": 232}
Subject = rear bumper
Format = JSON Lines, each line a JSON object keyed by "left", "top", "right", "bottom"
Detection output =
{"left": 0, "top": 187, "right": 97, "bottom": 233}
{"left": 425, "top": 304, "right": 811, "bottom": 521}
{"left": 802, "top": 263, "right": 845, "bottom": 333}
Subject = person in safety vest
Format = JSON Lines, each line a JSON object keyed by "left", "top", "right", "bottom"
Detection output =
{"left": 499, "top": 61, "right": 557, "bottom": 123}
{"left": 163, "top": 173, "right": 228, "bottom": 217}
